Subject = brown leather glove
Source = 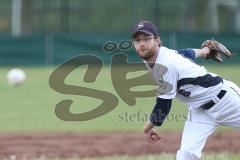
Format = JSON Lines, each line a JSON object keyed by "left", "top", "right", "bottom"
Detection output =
{"left": 201, "top": 39, "right": 232, "bottom": 62}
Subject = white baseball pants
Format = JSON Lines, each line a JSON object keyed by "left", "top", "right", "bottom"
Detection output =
{"left": 176, "top": 81, "right": 240, "bottom": 160}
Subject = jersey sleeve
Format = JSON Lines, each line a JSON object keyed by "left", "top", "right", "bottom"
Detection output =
{"left": 177, "top": 48, "right": 195, "bottom": 60}
{"left": 157, "top": 64, "right": 178, "bottom": 99}
{"left": 149, "top": 97, "right": 172, "bottom": 126}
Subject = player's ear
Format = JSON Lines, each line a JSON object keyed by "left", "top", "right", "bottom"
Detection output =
{"left": 155, "top": 36, "right": 161, "bottom": 46}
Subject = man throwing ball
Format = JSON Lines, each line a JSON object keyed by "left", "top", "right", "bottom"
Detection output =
{"left": 131, "top": 21, "right": 240, "bottom": 160}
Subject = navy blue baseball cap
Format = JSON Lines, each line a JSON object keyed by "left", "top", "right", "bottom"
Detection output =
{"left": 132, "top": 21, "right": 159, "bottom": 38}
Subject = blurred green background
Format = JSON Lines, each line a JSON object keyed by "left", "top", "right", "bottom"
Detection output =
{"left": 1, "top": 0, "right": 240, "bottom": 33}
{"left": 0, "top": 0, "right": 239, "bottom": 132}
{"left": 0, "top": 1, "right": 239, "bottom": 159}
{"left": 0, "top": 0, "right": 240, "bottom": 65}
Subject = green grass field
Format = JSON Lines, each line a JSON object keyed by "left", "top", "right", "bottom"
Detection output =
{"left": 0, "top": 64, "right": 239, "bottom": 160}
{"left": 0, "top": 64, "right": 239, "bottom": 132}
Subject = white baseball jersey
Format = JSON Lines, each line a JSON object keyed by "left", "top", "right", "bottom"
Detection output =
{"left": 144, "top": 46, "right": 240, "bottom": 160}
{"left": 144, "top": 46, "right": 224, "bottom": 108}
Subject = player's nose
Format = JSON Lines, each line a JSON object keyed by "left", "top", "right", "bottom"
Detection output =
{"left": 139, "top": 41, "right": 145, "bottom": 47}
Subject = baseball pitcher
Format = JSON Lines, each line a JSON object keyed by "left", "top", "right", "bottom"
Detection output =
{"left": 131, "top": 21, "right": 240, "bottom": 160}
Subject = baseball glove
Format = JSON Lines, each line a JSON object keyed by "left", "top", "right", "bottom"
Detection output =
{"left": 201, "top": 39, "right": 232, "bottom": 62}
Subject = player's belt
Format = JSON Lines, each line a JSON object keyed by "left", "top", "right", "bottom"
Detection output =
{"left": 200, "top": 90, "right": 227, "bottom": 110}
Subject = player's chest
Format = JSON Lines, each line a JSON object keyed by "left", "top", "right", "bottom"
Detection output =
{"left": 149, "top": 64, "right": 173, "bottom": 94}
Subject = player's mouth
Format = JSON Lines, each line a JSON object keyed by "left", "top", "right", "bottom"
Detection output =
{"left": 139, "top": 49, "right": 147, "bottom": 52}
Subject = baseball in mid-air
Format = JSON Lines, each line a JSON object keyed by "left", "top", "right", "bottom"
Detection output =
{"left": 6, "top": 68, "right": 26, "bottom": 86}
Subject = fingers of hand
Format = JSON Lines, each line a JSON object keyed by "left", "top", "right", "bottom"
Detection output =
{"left": 146, "top": 131, "right": 161, "bottom": 143}
{"left": 151, "top": 134, "right": 161, "bottom": 143}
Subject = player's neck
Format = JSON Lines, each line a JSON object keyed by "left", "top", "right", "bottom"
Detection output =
{"left": 146, "top": 47, "right": 159, "bottom": 67}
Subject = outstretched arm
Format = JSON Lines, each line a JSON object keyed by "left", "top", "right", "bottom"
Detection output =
{"left": 193, "top": 47, "right": 210, "bottom": 58}
{"left": 177, "top": 47, "right": 210, "bottom": 60}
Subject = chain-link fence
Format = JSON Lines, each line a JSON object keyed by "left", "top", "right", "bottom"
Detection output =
{"left": 0, "top": 0, "right": 240, "bottom": 35}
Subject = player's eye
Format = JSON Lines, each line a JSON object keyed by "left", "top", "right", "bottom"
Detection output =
{"left": 133, "top": 37, "right": 141, "bottom": 42}
{"left": 143, "top": 36, "right": 153, "bottom": 41}
{"left": 133, "top": 36, "right": 153, "bottom": 43}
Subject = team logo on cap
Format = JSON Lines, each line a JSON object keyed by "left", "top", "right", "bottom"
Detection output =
{"left": 137, "top": 23, "right": 144, "bottom": 29}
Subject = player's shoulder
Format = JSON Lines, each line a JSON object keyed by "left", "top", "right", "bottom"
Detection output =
{"left": 157, "top": 46, "right": 180, "bottom": 61}
{"left": 156, "top": 46, "right": 180, "bottom": 68}
{"left": 159, "top": 46, "right": 198, "bottom": 67}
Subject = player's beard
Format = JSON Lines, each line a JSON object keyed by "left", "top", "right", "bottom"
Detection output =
{"left": 138, "top": 49, "right": 155, "bottom": 61}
